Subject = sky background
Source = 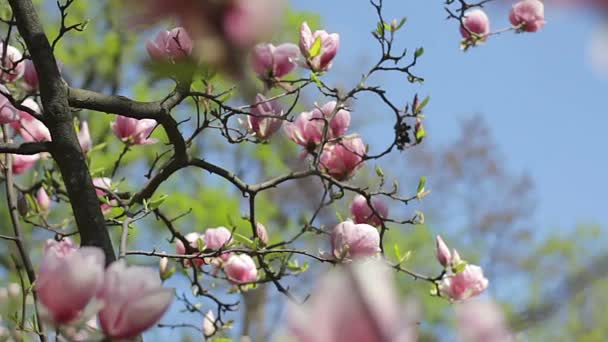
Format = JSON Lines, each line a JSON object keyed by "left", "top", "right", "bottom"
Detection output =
{"left": 291, "top": 0, "right": 608, "bottom": 232}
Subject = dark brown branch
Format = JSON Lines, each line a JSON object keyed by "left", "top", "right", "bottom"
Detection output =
{"left": 8, "top": 0, "right": 116, "bottom": 263}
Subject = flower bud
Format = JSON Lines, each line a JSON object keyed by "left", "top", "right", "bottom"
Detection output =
{"left": 203, "top": 310, "right": 216, "bottom": 337}
{"left": 10, "top": 98, "right": 39, "bottom": 131}
{"left": 92, "top": 177, "right": 115, "bottom": 213}
{"left": 37, "top": 240, "right": 105, "bottom": 324}
{"left": 245, "top": 94, "right": 283, "bottom": 140}
{"left": 11, "top": 154, "right": 40, "bottom": 175}
{"left": 452, "top": 249, "right": 462, "bottom": 266}
{"left": 435, "top": 235, "right": 452, "bottom": 267}
{"left": 251, "top": 43, "right": 299, "bottom": 79}
{"left": 350, "top": 194, "right": 388, "bottom": 227}
{"left": 17, "top": 191, "right": 28, "bottom": 216}
{"left": 36, "top": 187, "right": 51, "bottom": 212}
{"left": 320, "top": 135, "right": 366, "bottom": 180}
{"left": 78, "top": 121, "right": 92, "bottom": 154}
{"left": 438, "top": 264, "right": 489, "bottom": 301}
{"left": 223, "top": 254, "right": 258, "bottom": 284}
{"left": 0, "top": 85, "right": 18, "bottom": 124}
{"left": 111, "top": 116, "right": 158, "bottom": 145}
{"left": 159, "top": 256, "right": 172, "bottom": 281}
{"left": 146, "top": 27, "right": 193, "bottom": 62}
{"left": 175, "top": 232, "right": 205, "bottom": 267}
{"left": 460, "top": 9, "right": 490, "bottom": 41}
{"left": 331, "top": 220, "right": 380, "bottom": 260}
{"left": 299, "top": 22, "right": 340, "bottom": 72}
{"left": 22, "top": 60, "right": 39, "bottom": 92}
{"left": 203, "top": 227, "right": 233, "bottom": 250}
{"left": 0, "top": 44, "right": 25, "bottom": 82}
{"left": 19, "top": 116, "right": 51, "bottom": 142}
{"left": 509, "top": 0, "right": 545, "bottom": 33}
{"left": 98, "top": 260, "right": 174, "bottom": 339}
{"left": 255, "top": 222, "right": 269, "bottom": 246}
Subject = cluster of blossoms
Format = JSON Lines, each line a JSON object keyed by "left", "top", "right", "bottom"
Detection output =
{"left": 435, "top": 235, "right": 489, "bottom": 301}
{"left": 460, "top": 0, "right": 545, "bottom": 48}
{"left": 36, "top": 239, "right": 173, "bottom": 340}
{"left": 174, "top": 225, "right": 266, "bottom": 284}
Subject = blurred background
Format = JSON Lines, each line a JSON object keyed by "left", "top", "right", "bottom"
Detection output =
{"left": 0, "top": 0, "right": 607, "bottom": 341}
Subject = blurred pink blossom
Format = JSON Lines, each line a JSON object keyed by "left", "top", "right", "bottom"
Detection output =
{"left": 251, "top": 43, "right": 299, "bottom": 79}
{"left": 460, "top": 9, "right": 491, "bottom": 41}
{"left": 146, "top": 27, "right": 193, "bottom": 62}
{"left": 98, "top": 260, "right": 174, "bottom": 339}
{"left": 350, "top": 194, "right": 388, "bottom": 227}
{"left": 439, "top": 264, "right": 489, "bottom": 301}
{"left": 223, "top": 254, "right": 257, "bottom": 284}
{"left": 331, "top": 220, "right": 380, "bottom": 260}
{"left": 299, "top": 22, "right": 340, "bottom": 72}
{"left": 509, "top": 0, "right": 545, "bottom": 32}
{"left": 111, "top": 115, "right": 158, "bottom": 145}
{"left": 0, "top": 44, "right": 25, "bottom": 82}
{"left": 435, "top": 235, "right": 452, "bottom": 268}
{"left": 320, "top": 135, "right": 366, "bottom": 180}
{"left": 12, "top": 154, "right": 40, "bottom": 175}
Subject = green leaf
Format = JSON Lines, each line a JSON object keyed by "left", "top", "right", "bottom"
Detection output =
{"left": 233, "top": 232, "right": 254, "bottom": 247}
{"left": 310, "top": 72, "right": 322, "bottom": 87}
{"left": 453, "top": 261, "right": 468, "bottom": 273}
{"left": 393, "top": 243, "right": 402, "bottom": 261}
{"left": 395, "top": 17, "right": 407, "bottom": 31}
{"left": 418, "top": 95, "right": 430, "bottom": 112}
{"left": 308, "top": 36, "right": 322, "bottom": 58}
{"left": 416, "top": 176, "right": 427, "bottom": 195}
{"left": 383, "top": 22, "right": 391, "bottom": 33}
{"left": 196, "top": 237, "right": 206, "bottom": 251}
{"left": 375, "top": 165, "right": 384, "bottom": 178}
{"left": 212, "top": 338, "right": 233, "bottom": 342}
{"left": 415, "top": 47, "right": 424, "bottom": 58}
{"left": 376, "top": 22, "right": 385, "bottom": 36}
{"left": 336, "top": 211, "right": 344, "bottom": 222}
{"left": 415, "top": 125, "right": 426, "bottom": 143}
{"left": 148, "top": 194, "right": 168, "bottom": 210}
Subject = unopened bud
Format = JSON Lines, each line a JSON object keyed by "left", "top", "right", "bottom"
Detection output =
{"left": 17, "top": 192, "right": 28, "bottom": 217}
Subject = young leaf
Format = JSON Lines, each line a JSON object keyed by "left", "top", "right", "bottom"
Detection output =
{"left": 308, "top": 36, "right": 322, "bottom": 58}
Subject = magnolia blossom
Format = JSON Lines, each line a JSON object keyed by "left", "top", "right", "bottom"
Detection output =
{"left": 203, "top": 226, "right": 233, "bottom": 250}
{"left": 439, "top": 264, "right": 489, "bottom": 301}
{"left": 22, "top": 60, "right": 38, "bottom": 92}
{"left": 37, "top": 240, "right": 105, "bottom": 324}
{"left": 203, "top": 310, "right": 216, "bottom": 337}
{"left": 92, "top": 177, "right": 115, "bottom": 213}
{"left": 244, "top": 94, "right": 284, "bottom": 140}
{"left": 460, "top": 9, "right": 491, "bottom": 41}
{"left": 111, "top": 115, "right": 158, "bottom": 145}
{"left": 146, "top": 27, "right": 193, "bottom": 62}
{"left": 36, "top": 187, "right": 51, "bottom": 212}
{"left": 299, "top": 22, "right": 340, "bottom": 72}
{"left": 10, "top": 98, "right": 40, "bottom": 131}
{"left": 0, "top": 85, "right": 18, "bottom": 124}
{"left": 509, "top": 0, "right": 545, "bottom": 33}
{"left": 331, "top": 220, "right": 380, "bottom": 260}
{"left": 350, "top": 194, "right": 388, "bottom": 227}
{"left": 77, "top": 121, "right": 92, "bottom": 153}
{"left": 320, "top": 135, "right": 366, "bottom": 180}
{"left": 435, "top": 235, "right": 452, "bottom": 268}
{"left": 12, "top": 154, "right": 40, "bottom": 175}
{"left": 175, "top": 232, "right": 205, "bottom": 266}
{"left": 223, "top": 254, "right": 258, "bottom": 284}
{"left": 256, "top": 222, "right": 269, "bottom": 245}
{"left": 289, "top": 260, "right": 417, "bottom": 342}
{"left": 0, "top": 44, "right": 25, "bottom": 82}
{"left": 98, "top": 260, "right": 174, "bottom": 339}
{"left": 456, "top": 300, "right": 514, "bottom": 342}
{"left": 284, "top": 101, "right": 351, "bottom": 149}
{"left": 251, "top": 43, "right": 299, "bottom": 79}
{"left": 20, "top": 117, "right": 51, "bottom": 142}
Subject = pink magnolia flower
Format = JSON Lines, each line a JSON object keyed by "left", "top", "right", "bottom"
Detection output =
{"left": 10, "top": 98, "right": 40, "bottom": 132}
{"left": 331, "top": 220, "right": 380, "bottom": 260}
{"left": 77, "top": 121, "right": 92, "bottom": 153}
{"left": 92, "top": 177, "right": 115, "bottom": 213}
{"left": 456, "top": 300, "right": 514, "bottom": 342}
{"left": 175, "top": 232, "right": 205, "bottom": 267}
{"left": 37, "top": 240, "right": 105, "bottom": 325}
{"left": 111, "top": 115, "right": 158, "bottom": 145}
{"left": 439, "top": 264, "right": 489, "bottom": 301}
{"left": 203, "top": 226, "right": 233, "bottom": 250}
{"left": 289, "top": 260, "right": 417, "bottom": 342}
{"left": 299, "top": 22, "right": 340, "bottom": 72}
{"left": 435, "top": 235, "right": 452, "bottom": 268}
{"left": 460, "top": 9, "right": 491, "bottom": 41}
{"left": 223, "top": 254, "right": 257, "bottom": 284}
{"left": 255, "top": 222, "right": 269, "bottom": 245}
{"left": 244, "top": 94, "right": 284, "bottom": 140}
{"left": 251, "top": 43, "right": 299, "bottom": 79}
{"left": 146, "top": 27, "right": 193, "bottom": 62}
{"left": 320, "top": 135, "right": 366, "bottom": 180}
{"left": 350, "top": 194, "right": 388, "bottom": 227}
{"left": 98, "top": 260, "right": 174, "bottom": 339}
{"left": 509, "top": 0, "right": 545, "bottom": 33}
{"left": 19, "top": 116, "right": 51, "bottom": 142}
{"left": 284, "top": 101, "right": 351, "bottom": 149}
{"left": 12, "top": 154, "right": 40, "bottom": 175}
{"left": 36, "top": 187, "right": 51, "bottom": 212}
{"left": 0, "top": 44, "right": 25, "bottom": 82}
{"left": 0, "top": 85, "right": 18, "bottom": 124}
{"left": 22, "top": 60, "right": 38, "bottom": 92}
{"left": 222, "top": 0, "right": 284, "bottom": 48}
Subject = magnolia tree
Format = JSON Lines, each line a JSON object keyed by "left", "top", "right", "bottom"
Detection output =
{"left": 0, "top": 0, "right": 545, "bottom": 341}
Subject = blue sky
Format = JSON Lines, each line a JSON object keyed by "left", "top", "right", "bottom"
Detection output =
{"left": 292, "top": 0, "right": 608, "bottom": 231}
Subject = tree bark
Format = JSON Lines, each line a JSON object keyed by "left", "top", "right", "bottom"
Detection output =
{"left": 7, "top": 0, "right": 116, "bottom": 263}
